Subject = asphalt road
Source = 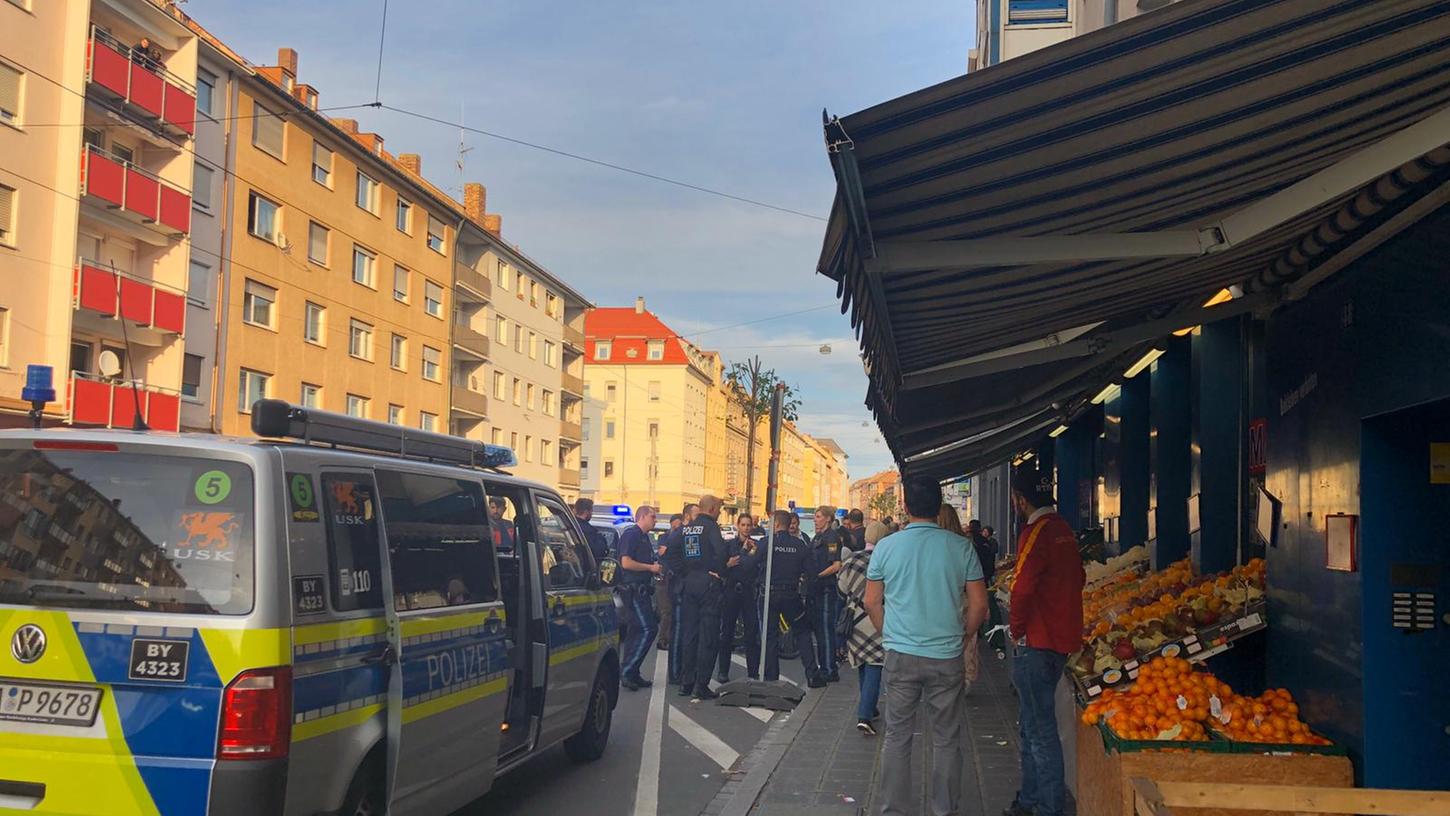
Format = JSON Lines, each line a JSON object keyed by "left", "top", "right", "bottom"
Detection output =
{"left": 455, "top": 648, "right": 811, "bottom": 816}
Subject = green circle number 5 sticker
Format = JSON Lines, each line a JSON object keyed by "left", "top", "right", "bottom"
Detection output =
{"left": 195, "top": 470, "right": 232, "bottom": 505}
{"left": 290, "top": 474, "right": 314, "bottom": 508}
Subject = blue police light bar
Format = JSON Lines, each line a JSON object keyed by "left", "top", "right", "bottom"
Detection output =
{"left": 251, "top": 399, "right": 516, "bottom": 469}
{"left": 22, "top": 365, "right": 56, "bottom": 404}
{"left": 610, "top": 504, "right": 633, "bottom": 517}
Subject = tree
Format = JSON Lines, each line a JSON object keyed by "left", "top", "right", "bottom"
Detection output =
{"left": 725, "top": 355, "right": 800, "bottom": 514}
{"left": 869, "top": 489, "right": 900, "bottom": 522}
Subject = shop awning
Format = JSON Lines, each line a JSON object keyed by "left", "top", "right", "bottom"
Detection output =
{"left": 820, "top": 0, "right": 1450, "bottom": 479}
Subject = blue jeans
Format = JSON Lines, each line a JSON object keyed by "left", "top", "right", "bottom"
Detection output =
{"left": 856, "top": 663, "right": 882, "bottom": 721}
{"left": 1011, "top": 646, "right": 1068, "bottom": 816}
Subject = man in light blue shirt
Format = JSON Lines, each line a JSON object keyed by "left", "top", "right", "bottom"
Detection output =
{"left": 864, "top": 476, "right": 988, "bottom": 816}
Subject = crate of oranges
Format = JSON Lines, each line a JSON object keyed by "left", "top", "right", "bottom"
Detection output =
{"left": 1212, "top": 688, "right": 1342, "bottom": 754}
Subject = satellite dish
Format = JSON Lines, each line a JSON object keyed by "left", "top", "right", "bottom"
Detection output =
{"left": 97, "top": 350, "right": 123, "bottom": 378}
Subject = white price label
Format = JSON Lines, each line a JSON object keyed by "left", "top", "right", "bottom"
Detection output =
{"left": 1210, "top": 695, "right": 1223, "bottom": 719}
{"left": 1176, "top": 694, "right": 1189, "bottom": 711}
{"left": 1238, "top": 612, "right": 1263, "bottom": 629}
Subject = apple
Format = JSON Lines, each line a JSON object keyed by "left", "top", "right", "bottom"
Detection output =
{"left": 1192, "top": 607, "right": 1221, "bottom": 627}
{"left": 1112, "top": 639, "right": 1137, "bottom": 661}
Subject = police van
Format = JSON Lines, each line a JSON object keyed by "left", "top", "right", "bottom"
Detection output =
{"left": 0, "top": 400, "right": 621, "bottom": 816}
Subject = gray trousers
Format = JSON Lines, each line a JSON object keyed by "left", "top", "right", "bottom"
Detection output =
{"left": 880, "top": 649, "right": 964, "bottom": 816}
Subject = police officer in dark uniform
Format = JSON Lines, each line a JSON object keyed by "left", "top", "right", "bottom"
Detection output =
{"left": 673, "top": 495, "right": 728, "bottom": 700}
{"left": 762, "top": 509, "right": 825, "bottom": 687}
{"left": 617, "top": 506, "right": 661, "bottom": 690}
{"left": 809, "top": 505, "right": 846, "bottom": 683}
{"left": 715, "top": 512, "right": 763, "bottom": 683}
{"left": 574, "top": 498, "right": 609, "bottom": 562}
{"left": 659, "top": 502, "right": 698, "bottom": 684}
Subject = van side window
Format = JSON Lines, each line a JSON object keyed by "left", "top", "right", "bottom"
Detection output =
{"left": 534, "top": 497, "right": 591, "bottom": 590}
{"left": 376, "top": 470, "right": 498, "bottom": 610}
{"left": 321, "top": 473, "right": 384, "bottom": 611}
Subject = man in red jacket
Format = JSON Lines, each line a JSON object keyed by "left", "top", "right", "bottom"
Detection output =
{"left": 1004, "top": 468, "right": 1084, "bottom": 816}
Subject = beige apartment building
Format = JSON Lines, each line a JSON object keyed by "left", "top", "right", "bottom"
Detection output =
{"left": 971, "top": 0, "right": 1166, "bottom": 71}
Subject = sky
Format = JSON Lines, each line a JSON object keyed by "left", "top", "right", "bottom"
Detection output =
{"left": 186, "top": 0, "right": 978, "bottom": 480}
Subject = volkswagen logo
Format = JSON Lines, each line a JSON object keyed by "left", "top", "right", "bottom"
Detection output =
{"left": 10, "top": 624, "right": 46, "bottom": 664}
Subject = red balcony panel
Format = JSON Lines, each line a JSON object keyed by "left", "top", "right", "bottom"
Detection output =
{"left": 146, "top": 392, "right": 181, "bottom": 432}
{"left": 85, "top": 151, "right": 126, "bottom": 207}
{"left": 111, "top": 387, "right": 147, "bottom": 430}
{"left": 89, "top": 38, "right": 131, "bottom": 99}
{"left": 77, "top": 265, "right": 119, "bottom": 316}
{"left": 124, "top": 169, "right": 159, "bottom": 222}
{"left": 162, "top": 83, "right": 196, "bottom": 136}
{"left": 128, "top": 63, "right": 164, "bottom": 117}
{"left": 118, "top": 277, "right": 153, "bottom": 325}
{"left": 152, "top": 289, "right": 185, "bottom": 334}
{"left": 71, "top": 379, "right": 113, "bottom": 427}
{"left": 158, "top": 185, "right": 190, "bottom": 234}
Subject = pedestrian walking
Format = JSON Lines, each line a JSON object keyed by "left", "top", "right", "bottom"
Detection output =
{"left": 673, "top": 495, "right": 728, "bottom": 701}
{"left": 1004, "top": 471, "right": 1084, "bottom": 816}
{"left": 617, "top": 506, "right": 661, "bottom": 691}
{"left": 864, "top": 476, "right": 989, "bottom": 816}
{"left": 809, "top": 505, "right": 846, "bottom": 682}
{"left": 761, "top": 510, "right": 824, "bottom": 686}
{"left": 838, "top": 520, "right": 888, "bottom": 735}
{"left": 716, "top": 512, "right": 763, "bottom": 683}
{"left": 967, "top": 519, "right": 998, "bottom": 587}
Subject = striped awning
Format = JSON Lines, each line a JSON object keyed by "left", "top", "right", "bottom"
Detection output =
{"left": 819, "top": 0, "right": 1450, "bottom": 480}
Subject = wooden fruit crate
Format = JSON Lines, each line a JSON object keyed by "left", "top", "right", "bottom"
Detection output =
{"left": 1130, "top": 777, "right": 1450, "bottom": 815}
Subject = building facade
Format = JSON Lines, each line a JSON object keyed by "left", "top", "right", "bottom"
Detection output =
{"left": 850, "top": 469, "right": 902, "bottom": 521}
{"left": 970, "top": 0, "right": 1176, "bottom": 71}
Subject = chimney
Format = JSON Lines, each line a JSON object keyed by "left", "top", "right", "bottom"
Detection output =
{"left": 332, "top": 118, "right": 359, "bottom": 134}
{"left": 463, "top": 183, "right": 486, "bottom": 222}
{"left": 398, "top": 153, "right": 422, "bottom": 175}
{"left": 635, "top": 296, "right": 645, "bottom": 314}
{"left": 356, "top": 133, "right": 384, "bottom": 155}
{"left": 482, "top": 213, "right": 502, "bottom": 237}
{"left": 277, "top": 48, "right": 298, "bottom": 78}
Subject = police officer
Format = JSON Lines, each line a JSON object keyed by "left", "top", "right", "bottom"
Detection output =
{"left": 716, "top": 512, "right": 763, "bottom": 683}
{"left": 617, "top": 506, "right": 661, "bottom": 690}
{"left": 809, "top": 505, "right": 846, "bottom": 683}
{"left": 761, "top": 509, "right": 825, "bottom": 687}
{"left": 659, "top": 503, "right": 699, "bottom": 683}
{"left": 672, "top": 495, "right": 728, "bottom": 700}
{"left": 574, "top": 498, "right": 609, "bottom": 562}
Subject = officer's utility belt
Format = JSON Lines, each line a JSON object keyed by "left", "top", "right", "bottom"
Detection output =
{"left": 616, "top": 581, "right": 653, "bottom": 595}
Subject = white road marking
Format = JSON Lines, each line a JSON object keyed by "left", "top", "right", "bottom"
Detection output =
{"left": 667, "top": 706, "right": 741, "bottom": 769}
{"left": 742, "top": 706, "right": 773, "bottom": 722}
{"left": 731, "top": 653, "right": 748, "bottom": 669}
{"left": 632, "top": 654, "right": 669, "bottom": 816}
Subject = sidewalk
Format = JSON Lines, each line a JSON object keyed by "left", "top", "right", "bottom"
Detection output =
{"left": 736, "top": 641, "right": 1040, "bottom": 816}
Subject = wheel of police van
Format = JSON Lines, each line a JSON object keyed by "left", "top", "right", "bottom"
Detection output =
{"left": 564, "top": 669, "right": 613, "bottom": 762}
{"left": 340, "top": 758, "right": 385, "bottom": 816}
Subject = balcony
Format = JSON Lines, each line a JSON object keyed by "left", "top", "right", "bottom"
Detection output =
{"left": 73, "top": 260, "right": 185, "bottom": 335}
{"left": 560, "top": 371, "right": 584, "bottom": 397}
{"left": 559, "top": 468, "right": 581, "bottom": 487}
{"left": 81, "top": 145, "right": 191, "bottom": 236}
{"left": 451, "top": 378, "right": 489, "bottom": 417}
{"left": 86, "top": 27, "right": 196, "bottom": 138}
{"left": 453, "top": 319, "right": 490, "bottom": 359}
{"left": 455, "top": 263, "right": 493, "bottom": 301}
{"left": 560, "top": 419, "right": 583, "bottom": 442}
{"left": 563, "top": 324, "right": 585, "bottom": 352}
{"left": 69, "top": 373, "right": 181, "bottom": 432}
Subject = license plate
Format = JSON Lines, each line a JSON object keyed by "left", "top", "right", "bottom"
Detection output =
{"left": 0, "top": 680, "right": 104, "bottom": 727}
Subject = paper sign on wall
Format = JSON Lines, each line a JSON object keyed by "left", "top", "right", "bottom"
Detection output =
{"left": 1431, "top": 443, "right": 1450, "bottom": 484}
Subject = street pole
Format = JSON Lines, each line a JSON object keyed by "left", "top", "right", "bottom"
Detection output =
{"left": 756, "top": 383, "right": 785, "bottom": 675}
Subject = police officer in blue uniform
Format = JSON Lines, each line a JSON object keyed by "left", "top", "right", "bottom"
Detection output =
{"left": 809, "top": 506, "right": 845, "bottom": 683}
{"left": 659, "top": 502, "right": 698, "bottom": 685}
{"left": 673, "top": 495, "right": 728, "bottom": 700}
{"left": 574, "top": 498, "right": 609, "bottom": 561}
{"left": 617, "top": 505, "right": 661, "bottom": 690}
{"left": 762, "top": 509, "right": 825, "bottom": 687}
{"left": 716, "top": 512, "right": 763, "bottom": 683}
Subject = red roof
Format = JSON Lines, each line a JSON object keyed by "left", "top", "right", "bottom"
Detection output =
{"left": 585, "top": 308, "right": 692, "bottom": 366}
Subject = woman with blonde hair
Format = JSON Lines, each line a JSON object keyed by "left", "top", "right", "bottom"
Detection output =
{"left": 838, "top": 520, "right": 889, "bottom": 734}
{"left": 937, "top": 505, "right": 965, "bottom": 536}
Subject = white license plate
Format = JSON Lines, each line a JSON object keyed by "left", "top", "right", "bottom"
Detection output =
{"left": 0, "top": 680, "right": 104, "bottom": 727}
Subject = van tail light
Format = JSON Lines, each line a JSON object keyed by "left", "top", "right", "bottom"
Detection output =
{"left": 218, "top": 667, "right": 292, "bottom": 760}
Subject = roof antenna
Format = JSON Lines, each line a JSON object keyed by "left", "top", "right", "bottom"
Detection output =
{"left": 109, "top": 260, "right": 150, "bottom": 431}
{"left": 456, "top": 101, "right": 472, "bottom": 192}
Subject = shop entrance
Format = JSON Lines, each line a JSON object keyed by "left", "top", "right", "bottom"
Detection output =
{"left": 1360, "top": 398, "right": 1450, "bottom": 790}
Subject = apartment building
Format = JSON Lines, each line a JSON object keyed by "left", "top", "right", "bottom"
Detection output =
{"left": 218, "top": 48, "right": 455, "bottom": 436}
{"left": 970, "top": 0, "right": 1174, "bottom": 70}
{"left": 0, "top": 0, "right": 199, "bottom": 430}
{"left": 850, "top": 469, "right": 902, "bottom": 520}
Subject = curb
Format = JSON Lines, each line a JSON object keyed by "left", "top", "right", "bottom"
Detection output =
{"left": 708, "top": 684, "right": 828, "bottom": 816}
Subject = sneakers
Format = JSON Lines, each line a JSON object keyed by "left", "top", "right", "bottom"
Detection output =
{"left": 856, "top": 719, "right": 877, "bottom": 736}
{"left": 692, "top": 686, "right": 719, "bottom": 702}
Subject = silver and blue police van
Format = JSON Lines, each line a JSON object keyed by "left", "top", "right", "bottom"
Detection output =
{"left": 0, "top": 400, "right": 621, "bottom": 815}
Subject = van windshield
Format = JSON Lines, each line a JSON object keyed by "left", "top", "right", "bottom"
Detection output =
{"left": 0, "top": 447, "right": 255, "bottom": 614}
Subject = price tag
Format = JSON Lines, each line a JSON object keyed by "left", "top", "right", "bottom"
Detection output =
{"left": 1238, "top": 612, "right": 1263, "bottom": 629}
{"left": 1219, "top": 709, "right": 1233, "bottom": 725}
{"left": 1210, "top": 695, "right": 1223, "bottom": 719}
{"left": 1176, "top": 694, "right": 1189, "bottom": 711}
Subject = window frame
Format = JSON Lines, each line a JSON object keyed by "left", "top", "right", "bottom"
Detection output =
{"left": 195, "top": 69, "right": 216, "bottom": 119}
{"left": 352, "top": 245, "right": 376, "bottom": 288}
{"left": 393, "top": 265, "right": 409, "bottom": 302}
{"left": 241, "top": 279, "right": 277, "bottom": 330}
{"left": 304, "top": 301, "right": 326, "bottom": 346}
{"left": 421, "top": 345, "right": 442, "bottom": 382}
{"left": 311, "top": 141, "right": 333, "bottom": 187}
{"left": 186, "top": 260, "right": 210, "bottom": 307}
{"left": 355, "top": 170, "right": 379, "bottom": 215}
{"left": 389, "top": 333, "right": 406, "bottom": 371}
{"left": 395, "top": 197, "right": 412, "bottom": 234}
{"left": 426, "top": 214, "right": 446, "bottom": 255}
{"left": 307, "top": 221, "right": 329, "bottom": 266}
{"left": 349, "top": 318, "right": 375, "bottom": 362}
{"left": 594, "top": 341, "right": 611, "bottom": 361}
{"left": 0, "top": 183, "right": 13, "bottom": 247}
{"left": 251, "top": 101, "right": 285, "bottom": 159}
{"left": 246, "top": 191, "right": 281, "bottom": 245}
{"left": 345, "top": 393, "right": 370, "bottom": 418}
{"left": 300, "top": 382, "right": 321, "bottom": 408}
{"left": 423, "top": 280, "right": 444, "bottom": 318}
{"left": 192, "top": 162, "right": 213, "bottom": 211}
{"left": 237, "top": 367, "right": 270, "bottom": 413}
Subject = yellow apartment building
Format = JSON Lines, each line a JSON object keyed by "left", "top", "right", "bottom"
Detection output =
{"left": 219, "top": 48, "right": 453, "bottom": 435}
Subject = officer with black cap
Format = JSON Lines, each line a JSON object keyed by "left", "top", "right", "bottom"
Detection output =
{"left": 762, "top": 509, "right": 825, "bottom": 687}
{"left": 674, "top": 495, "right": 728, "bottom": 701}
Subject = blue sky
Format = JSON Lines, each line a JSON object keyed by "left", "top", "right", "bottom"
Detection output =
{"left": 188, "top": 0, "right": 977, "bottom": 479}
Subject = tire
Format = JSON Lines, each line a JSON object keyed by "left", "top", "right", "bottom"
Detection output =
{"left": 564, "top": 669, "right": 613, "bottom": 762}
{"left": 339, "top": 761, "right": 385, "bottom": 816}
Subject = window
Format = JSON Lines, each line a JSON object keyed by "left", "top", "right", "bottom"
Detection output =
{"left": 647, "top": 340, "right": 664, "bottom": 361}
{"left": 421, "top": 346, "right": 441, "bottom": 381}
{"left": 392, "top": 266, "right": 409, "bottom": 302}
{"left": 345, "top": 394, "right": 369, "bottom": 418}
{"left": 311, "top": 141, "right": 332, "bottom": 186}
{"left": 111, "top": 143, "right": 133, "bottom": 165}
{"left": 491, "top": 428, "right": 503, "bottom": 445}
{"left": 375, "top": 470, "right": 498, "bottom": 608}
{"left": 515, "top": 270, "right": 525, "bottom": 292}
{"left": 493, "top": 372, "right": 506, "bottom": 399}
{"left": 496, "top": 260, "right": 509, "bottom": 289}
{"left": 321, "top": 472, "right": 383, "bottom": 611}
{"left": 355, "top": 171, "right": 378, "bottom": 214}
{"left": 580, "top": 458, "right": 589, "bottom": 478}
{"left": 186, "top": 261, "right": 210, "bottom": 306}
{"left": 526, "top": 383, "right": 535, "bottom": 409}
{"left": 546, "top": 293, "right": 559, "bottom": 318}
{"left": 544, "top": 341, "right": 557, "bottom": 367}
{"left": 178, "top": 353, "right": 203, "bottom": 399}
{"left": 495, "top": 316, "right": 508, "bottom": 344}
{"left": 417, "top": 412, "right": 436, "bottom": 432}
{"left": 513, "top": 329, "right": 523, "bottom": 355}
{"left": 0, "top": 184, "right": 12, "bottom": 246}
{"left": 300, "top": 382, "right": 321, "bottom": 408}
{"left": 594, "top": 341, "right": 611, "bottom": 361}
{"left": 304, "top": 301, "right": 325, "bottom": 344}
{"left": 604, "top": 460, "right": 615, "bottom": 478}
{"left": 251, "top": 102, "right": 284, "bottom": 158}
{"left": 648, "top": 421, "right": 659, "bottom": 439}
{"left": 1008, "top": 0, "right": 1069, "bottom": 24}
{"left": 582, "top": 417, "right": 591, "bottom": 441}
{"left": 605, "top": 419, "right": 616, "bottom": 440}
{"left": 541, "top": 439, "right": 552, "bottom": 464}
{"left": 192, "top": 163, "right": 213, "bottom": 210}
{"left": 247, "top": 191, "right": 280, "bottom": 243}
{"left": 542, "top": 390, "right": 555, "bottom": 416}
{"left": 424, "top": 280, "right": 443, "bottom": 318}
{"left": 387, "top": 404, "right": 403, "bottom": 425}
{"left": 237, "top": 368, "right": 270, "bottom": 413}
{"left": 349, "top": 319, "right": 374, "bottom": 361}
{"left": 512, "top": 378, "right": 521, "bottom": 406}
{"left": 195, "top": 70, "right": 215, "bottom": 118}
{"left": 390, "top": 333, "right": 406, "bottom": 369}
{"left": 395, "top": 198, "right": 412, "bottom": 233}
{"left": 427, "top": 215, "right": 446, "bottom": 254}
{"left": 352, "top": 245, "right": 375, "bottom": 286}
{"left": 530, "top": 281, "right": 540, "bottom": 305}
{"left": 524, "top": 435, "right": 533, "bottom": 463}
{"left": 307, "top": 221, "right": 329, "bottom": 265}
{"left": 605, "top": 382, "right": 617, "bottom": 403}
{"left": 83, "top": 127, "right": 103, "bottom": 152}
{"left": 242, "top": 280, "right": 276, "bottom": 329}
{"left": 0, "top": 62, "right": 21, "bottom": 126}
{"left": 647, "top": 380, "right": 661, "bottom": 402}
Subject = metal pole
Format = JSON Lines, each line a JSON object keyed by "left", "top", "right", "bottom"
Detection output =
{"left": 756, "top": 383, "right": 785, "bottom": 674}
